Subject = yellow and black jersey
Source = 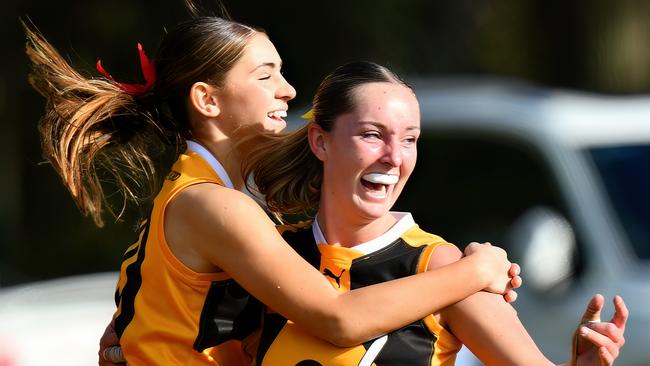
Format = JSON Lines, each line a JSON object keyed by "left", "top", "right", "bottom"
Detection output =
{"left": 257, "top": 213, "right": 462, "bottom": 366}
{"left": 114, "top": 141, "right": 262, "bottom": 366}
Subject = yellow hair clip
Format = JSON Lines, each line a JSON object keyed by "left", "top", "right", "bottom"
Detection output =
{"left": 302, "top": 108, "right": 314, "bottom": 120}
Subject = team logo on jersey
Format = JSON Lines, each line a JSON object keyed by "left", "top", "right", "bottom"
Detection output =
{"left": 167, "top": 170, "right": 181, "bottom": 181}
{"left": 322, "top": 268, "right": 346, "bottom": 288}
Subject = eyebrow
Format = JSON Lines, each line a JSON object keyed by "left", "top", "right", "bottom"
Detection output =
{"left": 360, "top": 121, "right": 421, "bottom": 131}
{"left": 252, "top": 61, "right": 282, "bottom": 72}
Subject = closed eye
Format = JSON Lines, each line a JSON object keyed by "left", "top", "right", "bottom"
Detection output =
{"left": 362, "top": 131, "right": 381, "bottom": 140}
{"left": 404, "top": 136, "right": 418, "bottom": 144}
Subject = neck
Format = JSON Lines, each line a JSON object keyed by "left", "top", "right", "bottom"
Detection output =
{"left": 193, "top": 134, "right": 244, "bottom": 190}
{"left": 316, "top": 200, "right": 397, "bottom": 247}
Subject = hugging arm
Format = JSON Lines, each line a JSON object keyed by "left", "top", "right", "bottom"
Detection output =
{"left": 99, "top": 184, "right": 522, "bottom": 363}
{"left": 170, "top": 185, "right": 520, "bottom": 346}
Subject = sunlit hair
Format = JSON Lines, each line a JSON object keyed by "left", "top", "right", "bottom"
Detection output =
{"left": 24, "top": 8, "right": 260, "bottom": 226}
{"left": 242, "top": 61, "right": 412, "bottom": 216}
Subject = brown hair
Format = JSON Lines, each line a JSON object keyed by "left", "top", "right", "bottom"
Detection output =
{"left": 24, "top": 11, "right": 259, "bottom": 226}
{"left": 242, "top": 61, "right": 410, "bottom": 216}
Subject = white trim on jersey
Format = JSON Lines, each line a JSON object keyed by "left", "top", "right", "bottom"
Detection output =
{"left": 185, "top": 140, "right": 235, "bottom": 190}
{"left": 358, "top": 335, "right": 388, "bottom": 366}
{"left": 312, "top": 212, "right": 415, "bottom": 255}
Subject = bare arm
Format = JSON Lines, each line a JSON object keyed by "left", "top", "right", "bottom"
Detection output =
{"left": 445, "top": 292, "right": 552, "bottom": 365}
{"left": 426, "top": 245, "right": 548, "bottom": 365}
{"left": 167, "top": 183, "right": 516, "bottom": 346}
{"left": 429, "top": 247, "right": 627, "bottom": 366}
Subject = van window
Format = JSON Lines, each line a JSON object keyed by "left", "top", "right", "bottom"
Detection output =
{"left": 589, "top": 145, "right": 650, "bottom": 260}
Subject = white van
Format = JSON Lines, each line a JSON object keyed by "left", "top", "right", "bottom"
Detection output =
{"left": 397, "top": 78, "right": 650, "bottom": 365}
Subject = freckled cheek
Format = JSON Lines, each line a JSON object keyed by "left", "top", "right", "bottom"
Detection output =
{"left": 401, "top": 150, "right": 417, "bottom": 175}
{"left": 362, "top": 145, "right": 384, "bottom": 161}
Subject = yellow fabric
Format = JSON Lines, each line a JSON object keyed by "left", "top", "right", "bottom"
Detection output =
{"left": 114, "top": 152, "right": 247, "bottom": 366}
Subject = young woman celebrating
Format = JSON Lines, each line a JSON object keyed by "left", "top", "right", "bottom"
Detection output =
{"left": 24, "top": 7, "right": 521, "bottom": 366}
{"left": 245, "top": 61, "right": 628, "bottom": 366}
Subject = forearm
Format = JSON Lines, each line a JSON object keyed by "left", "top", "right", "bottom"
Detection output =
{"left": 190, "top": 189, "right": 495, "bottom": 346}
{"left": 322, "top": 254, "right": 490, "bottom": 345}
{"left": 442, "top": 292, "right": 553, "bottom": 366}
{"left": 225, "top": 240, "right": 490, "bottom": 346}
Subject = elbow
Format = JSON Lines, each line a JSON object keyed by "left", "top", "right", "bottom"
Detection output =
{"left": 328, "top": 332, "right": 363, "bottom": 348}
{"left": 315, "top": 311, "right": 371, "bottom": 347}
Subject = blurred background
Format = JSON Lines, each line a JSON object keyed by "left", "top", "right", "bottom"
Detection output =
{"left": 0, "top": 0, "right": 648, "bottom": 365}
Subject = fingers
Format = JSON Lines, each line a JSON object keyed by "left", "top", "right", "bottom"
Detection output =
{"left": 463, "top": 242, "right": 481, "bottom": 256}
{"left": 575, "top": 295, "right": 627, "bottom": 365}
{"left": 99, "top": 320, "right": 123, "bottom": 365}
{"left": 610, "top": 295, "right": 629, "bottom": 331}
{"left": 508, "top": 262, "right": 521, "bottom": 278}
{"left": 99, "top": 320, "right": 119, "bottom": 349}
{"left": 99, "top": 346, "right": 126, "bottom": 365}
{"left": 504, "top": 289, "right": 518, "bottom": 303}
{"left": 463, "top": 241, "right": 494, "bottom": 256}
{"left": 581, "top": 293, "right": 604, "bottom": 322}
{"left": 103, "top": 346, "right": 126, "bottom": 363}
{"left": 586, "top": 320, "right": 625, "bottom": 343}
{"left": 599, "top": 346, "right": 614, "bottom": 366}
{"left": 579, "top": 324, "right": 620, "bottom": 359}
{"left": 98, "top": 349, "right": 123, "bottom": 366}
{"left": 510, "top": 275, "right": 522, "bottom": 289}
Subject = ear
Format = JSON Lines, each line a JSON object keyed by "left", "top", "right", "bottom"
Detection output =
{"left": 189, "top": 82, "right": 220, "bottom": 118}
{"left": 307, "top": 123, "right": 329, "bottom": 162}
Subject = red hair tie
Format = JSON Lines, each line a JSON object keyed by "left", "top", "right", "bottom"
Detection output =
{"left": 97, "top": 43, "right": 156, "bottom": 96}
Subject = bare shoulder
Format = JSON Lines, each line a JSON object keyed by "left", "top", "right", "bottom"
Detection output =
{"left": 168, "top": 183, "right": 264, "bottom": 223}
{"left": 163, "top": 182, "right": 280, "bottom": 271}
{"left": 427, "top": 244, "right": 463, "bottom": 270}
{"left": 172, "top": 182, "right": 258, "bottom": 207}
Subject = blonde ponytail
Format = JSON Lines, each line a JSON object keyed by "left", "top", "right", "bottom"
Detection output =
{"left": 24, "top": 21, "right": 164, "bottom": 226}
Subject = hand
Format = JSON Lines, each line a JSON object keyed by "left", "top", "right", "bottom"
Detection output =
{"left": 98, "top": 319, "right": 125, "bottom": 365}
{"left": 464, "top": 242, "right": 522, "bottom": 303}
{"left": 571, "top": 294, "right": 628, "bottom": 366}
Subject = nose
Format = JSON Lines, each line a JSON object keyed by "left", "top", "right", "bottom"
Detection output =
{"left": 381, "top": 138, "right": 402, "bottom": 167}
{"left": 277, "top": 74, "right": 297, "bottom": 101}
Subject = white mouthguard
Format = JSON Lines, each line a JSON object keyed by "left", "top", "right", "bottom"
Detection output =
{"left": 362, "top": 173, "right": 399, "bottom": 185}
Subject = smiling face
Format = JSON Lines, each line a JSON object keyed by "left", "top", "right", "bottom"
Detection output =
{"left": 214, "top": 33, "right": 296, "bottom": 136}
{"left": 314, "top": 81, "right": 420, "bottom": 225}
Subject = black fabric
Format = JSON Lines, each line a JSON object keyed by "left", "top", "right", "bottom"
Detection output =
{"left": 281, "top": 227, "right": 322, "bottom": 269}
{"left": 352, "top": 242, "right": 436, "bottom": 366}
{"left": 349, "top": 239, "right": 423, "bottom": 288}
{"left": 193, "top": 279, "right": 264, "bottom": 351}
{"left": 114, "top": 219, "right": 152, "bottom": 338}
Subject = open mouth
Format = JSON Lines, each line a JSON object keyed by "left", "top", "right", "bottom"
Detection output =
{"left": 267, "top": 110, "right": 287, "bottom": 123}
{"left": 360, "top": 173, "right": 398, "bottom": 196}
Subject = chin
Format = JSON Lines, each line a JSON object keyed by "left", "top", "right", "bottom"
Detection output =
{"left": 356, "top": 203, "right": 392, "bottom": 221}
{"left": 262, "top": 119, "right": 287, "bottom": 133}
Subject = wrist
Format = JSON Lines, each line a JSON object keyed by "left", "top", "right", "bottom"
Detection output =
{"left": 464, "top": 253, "right": 492, "bottom": 289}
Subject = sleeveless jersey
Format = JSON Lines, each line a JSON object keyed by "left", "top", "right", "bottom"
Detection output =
{"left": 114, "top": 141, "right": 262, "bottom": 365}
{"left": 256, "top": 213, "right": 463, "bottom": 366}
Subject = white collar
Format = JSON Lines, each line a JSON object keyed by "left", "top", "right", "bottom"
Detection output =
{"left": 312, "top": 212, "right": 415, "bottom": 255}
{"left": 185, "top": 140, "right": 235, "bottom": 190}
